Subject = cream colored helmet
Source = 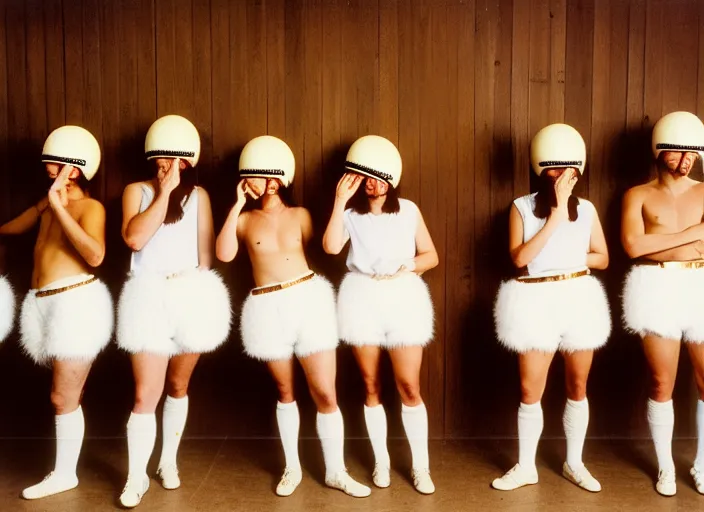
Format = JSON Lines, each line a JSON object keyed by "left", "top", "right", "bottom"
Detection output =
{"left": 652, "top": 111, "right": 704, "bottom": 160}
{"left": 345, "top": 135, "right": 402, "bottom": 188}
{"left": 239, "top": 136, "right": 295, "bottom": 187}
{"left": 530, "top": 123, "right": 587, "bottom": 176}
{"left": 144, "top": 115, "right": 200, "bottom": 167}
{"left": 41, "top": 126, "right": 101, "bottom": 181}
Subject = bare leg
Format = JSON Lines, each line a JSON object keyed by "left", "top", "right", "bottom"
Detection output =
{"left": 22, "top": 360, "right": 93, "bottom": 500}
{"left": 686, "top": 343, "right": 704, "bottom": 492}
{"left": 352, "top": 346, "right": 383, "bottom": 406}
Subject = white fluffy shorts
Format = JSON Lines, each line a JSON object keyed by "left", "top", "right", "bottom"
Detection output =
{"left": 337, "top": 272, "right": 434, "bottom": 348}
{"left": 623, "top": 264, "right": 704, "bottom": 342}
{"left": 20, "top": 274, "right": 114, "bottom": 365}
{"left": 240, "top": 273, "right": 338, "bottom": 361}
{"left": 117, "top": 269, "right": 232, "bottom": 356}
{"left": 494, "top": 274, "right": 611, "bottom": 353}
{"left": 0, "top": 275, "right": 15, "bottom": 343}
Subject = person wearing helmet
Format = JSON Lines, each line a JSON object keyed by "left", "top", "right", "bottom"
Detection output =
{"left": 491, "top": 124, "right": 610, "bottom": 493}
{"left": 116, "top": 115, "right": 231, "bottom": 508}
{"left": 322, "top": 135, "right": 439, "bottom": 495}
{"left": 622, "top": 111, "right": 704, "bottom": 497}
{"left": 0, "top": 125, "right": 113, "bottom": 500}
{"left": 216, "top": 135, "right": 370, "bottom": 499}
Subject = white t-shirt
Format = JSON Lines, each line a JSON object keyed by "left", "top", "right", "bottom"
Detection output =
{"left": 343, "top": 198, "right": 419, "bottom": 275}
{"left": 513, "top": 192, "right": 594, "bottom": 277}
{"left": 130, "top": 184, "right": 200, "bottom": 276}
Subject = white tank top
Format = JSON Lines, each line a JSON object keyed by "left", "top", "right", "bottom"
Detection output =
{"left": 130, "top": 184, "right": 200, "bottom": 276}
{"left": 514, "top": 193, "right": 594, "bottom": 277}
{"left": 343, "top": 198, "right": 419, "bottom": 275}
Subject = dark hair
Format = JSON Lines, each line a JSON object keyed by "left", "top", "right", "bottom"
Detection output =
{"left": 163, "top": 161, "right": 197, "bottom": 225}
{"left": 348, "top": 178, "right": 401, "bottom": 214}
{"left": 533, "top": 171, "right": 579, "bottom": 221}
{"left": 244, "top": 180, "right": 298, "bottom": 211}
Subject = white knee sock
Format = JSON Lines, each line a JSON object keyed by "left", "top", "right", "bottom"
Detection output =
{"left": 695, "top": 400, "right": 704, "bottom": 471}
{"left": 401, "top": 402, "right": 429, "bottom": 470}
{"left": 127, "top": 413, "right": 157, "bottom": 479}
{"left": 54, "top": 406, "right": 85, "bottom": 477}
{"left": 364, "top": 404, "right": 390, "bottom": 468}
{"left": 563, "top": 398, "right": 589, "bottom": 469}
{"left": 158, "top": 395, "right": 188, "bottom": 470}
{"left": 647, "top": 398, "right": 675, "bottom": 472}
{"left": 518, "top": 402, "right": 543, "bottom": 473}
{"left": 316, "top": 409, "right": 346, "bottom": 478}
{"left": 276, "top": 401, "right": 301, "bottom": 472}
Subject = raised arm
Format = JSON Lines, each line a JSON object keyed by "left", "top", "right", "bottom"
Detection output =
{"left": 196, "top": 187, "right": 214, "bottom": 270}
{"left": 621, "top": 187, "right": 704, "bottom": 259}
{"left": 322, "top": 173, "right": 362, "bottom": 254}
{"left": 215, "top": 180, "right": 251, "bottom": 263}
{"left": 0, "top": 197, "right": 49, "bottom": 235}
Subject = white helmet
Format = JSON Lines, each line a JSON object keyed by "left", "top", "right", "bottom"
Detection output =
{"left": 652, "top": 111, "right": 704, "bottom": 160}
{"left": 239, "top": 136, "right": 295, "bottom": 187}
{"left": 345, "top": 135, "right": 402, "bottom": 188}
{"left": 41, "top": 126, "right": 101, "bottom": 181}
{"left": 530, "top": 123, "right": 587, "bottom": 176}
{"left": 144, "top": 115, "right": 200, "bottom": 167}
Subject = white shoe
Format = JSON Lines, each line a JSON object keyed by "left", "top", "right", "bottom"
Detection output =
{"left": 325, "top": 470, "right": 372, "bottom": 497}
{"left": 275, "top": 467, "right": 302, "bottom": 497}
{"left": 157, "top": 464, "right": 180, "bottom": 490}
{"left": 22, "top": 471, "right": 79, "bottom": 500}
{"left": 412, "top": 467, "right": 435, "bottom": 494}
{"left": 562, "top": 462, "right": 601, "bottom": 492}
{"left": 491, "top": 464, "right": 539, "bottom": 491}
{"left": 372, "top": 464, "right": 390, "bottom": 488}
{"left": 119, "top": 475, "right": 150, "bottom": 508}
{"left": 690, "top": 467, "right": 704, "bottom": 495}
{"left": 655, "top": 468, "right": 676, "bottom": 497}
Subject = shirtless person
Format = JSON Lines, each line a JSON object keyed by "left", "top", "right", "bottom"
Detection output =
{"left": 216, "top": 135, "right": 370, "bottom": 498}
{"left": 117, "top": 115, "right": 231, "bottom": 508}
{"left": 622, "top": 111, "right": 704, "bottom": 496}
{"left": 0, "top": 126, "right": 113, "bottom": 499}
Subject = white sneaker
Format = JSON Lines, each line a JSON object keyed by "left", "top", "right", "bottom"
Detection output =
{"left": 325, "top": 470, "right": 372, "bottom": 497}
{"left": 275, "top": 467, "right": 302, "bottom": 497}
{"left": 372, "top": 464, "right": 390, "bottom": 488}
{"left": 690, "top": 467, "right": 704, "bottom": 495}
{"left": 491, "top": 464, "right": 539, "bottom": 491}
{"left": 412, "top": 467, "right": 435, "bottom": 494}
{"left": 655, "top": 468, "right": 676, "bottom": 497}
{"left": 22, "top": 471, "right": 79, "bottom": 500}
{"left": 562, "top": 462, "right": 601, "bottom": 492}
{"left": 157, "top": 464, "right": 180, "bottom": 490}
{"left": 119, "top": 475, "right": 150, "bottom": 508}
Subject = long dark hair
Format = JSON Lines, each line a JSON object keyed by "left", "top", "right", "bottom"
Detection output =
{"left": 533, "top": 171, "right": 580, "bottom": 221}
{"left": 163, "top": 162, "right": 197, "bottom": 225}
{"left": 348, "top": 178, "right": 401, "bottom": 214}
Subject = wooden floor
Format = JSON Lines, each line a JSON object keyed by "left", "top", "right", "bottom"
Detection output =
{"left": 1, "top": 438, "right": 702, "bottom": 511}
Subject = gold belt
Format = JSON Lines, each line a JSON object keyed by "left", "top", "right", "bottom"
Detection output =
{"left": 636, "top": 259, "right": 704, "bottom": 269}
{"left": 516, "top": 269, "right": 590, "bottom": 284}
{"left": 251, "top": 272, "right": 315, "bottom": 296}
{"left": 36, "top": 276, "right": 98, "bottom": 298}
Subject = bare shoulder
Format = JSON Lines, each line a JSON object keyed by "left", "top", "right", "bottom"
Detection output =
{"left": 77, "top": 197, "right": 106, "bottom": 220}
{"left": 622, "top": 182, "right": 654, "bottom": 204}
{"left": 291, "top": 206, "right": 312, "bottom": 221}
{"left": 195, "top": 185, "right": 210, "bottom": 199}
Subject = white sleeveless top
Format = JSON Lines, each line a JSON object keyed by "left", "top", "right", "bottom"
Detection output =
{"left": 513, "top": 193, "right": 594, "bottom": 277}
{"left": 130, "top": 184, "right": 200, "bottom": 276}
{"left": 343, "top": 198, "right": 419, "bottom": 275}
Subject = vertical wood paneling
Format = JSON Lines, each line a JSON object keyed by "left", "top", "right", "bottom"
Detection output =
{"left": 1, "top": 0, "right": 704, "bottom": 440}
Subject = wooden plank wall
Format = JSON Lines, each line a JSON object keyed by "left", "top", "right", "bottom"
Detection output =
{"left": 0, "top": 0, "right": 702, "bottom": 440}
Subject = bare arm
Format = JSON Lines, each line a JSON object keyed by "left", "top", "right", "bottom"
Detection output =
{"left": 0, "top": 198, "right": 48, "bottom": 235}
{"left": 55, "top": 199, "right": 106, "bottom": 267}
{"left": 509, "top": 204, "right": 567, "bottom": 269}
{"left": 621, "top": 188, "right": 704, "bottom": 258}
{"left": 216, "top": 180, "right": 253, "bottom": 263}
{"left": 121, "top": 183, "right": 169, "bottom": 252}
{"left": 299, "top": 208, "right": 314, "bottom": 246}
{"left": 412, "top": 211, "right": 439, "bottom": 273}
{"left": 587, "top": 209, "right": 609, "bottom": 270}
{"left": 322, "top": 173, "right": 362, "bottom": 254}
{"left": 197, "top": 188, "right": 214, "bottom": 270}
